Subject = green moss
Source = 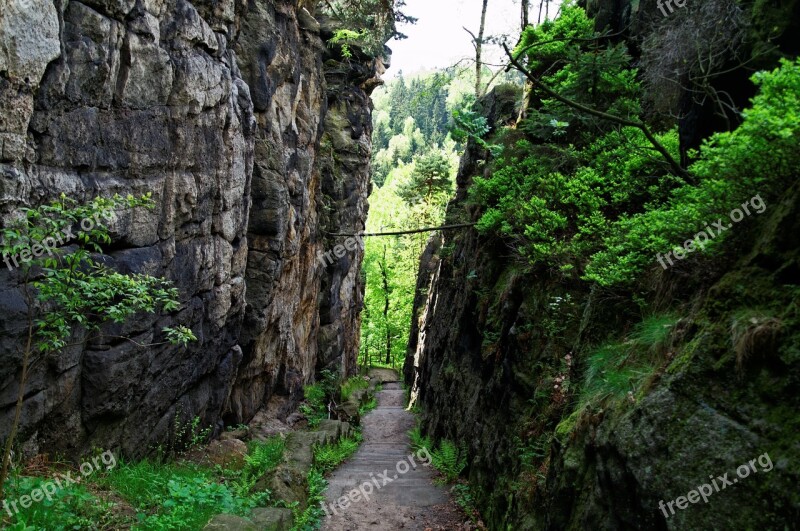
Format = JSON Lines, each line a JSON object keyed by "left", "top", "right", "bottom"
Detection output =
{"left": 554, "top": 409, "right": 582, "bottom": 441}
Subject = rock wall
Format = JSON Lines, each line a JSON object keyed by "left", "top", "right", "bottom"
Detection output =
{"left": 405, "top": 2, "right": 799, "bottom": 529}
{"left": 0, "top": 0, "right": 379, "bottom": 457}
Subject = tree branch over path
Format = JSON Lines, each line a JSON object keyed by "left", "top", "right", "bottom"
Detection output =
{"left": 328, "top": 223, "right": 477, "bottom": 237}
{"left": 502, "top": 43, "right": 690, "bottom": 179}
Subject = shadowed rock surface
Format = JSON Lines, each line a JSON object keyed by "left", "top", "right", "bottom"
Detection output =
{"left": 0, "top": 0, "right": 383, "bottom": 458}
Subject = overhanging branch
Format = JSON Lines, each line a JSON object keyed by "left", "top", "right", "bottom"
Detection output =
{"left": 502, "top": 43, "right": 690, "bottom": 180}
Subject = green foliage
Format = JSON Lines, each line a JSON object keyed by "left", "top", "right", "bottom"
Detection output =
{"left": 1, "top": 475, "right": 116, "bottom": 530}
{"left": 363, "top": 77, "right": 461, "bottom": 369}
{"left": 313, "top": 433, "right": 363, "bottom": 475}
{"left": 291, "top": 469, "right": 326, "bottom": 531}
{"left": 409, "top": 426, "right": 467, "bottom": 484}
{"left": 451, "top": 108, "right": 503, "bottom": 156}
{"left": 408, "top": 426, "right": 433, "bottom": 454}
{"left": 517, "top": 433, "right": 552, "bottom": 472}
{"left": 321, "top": 0, "right": 415, "bottom": 56}
{"left": 397, "top": 150, "right": 453, "bottom": 205}
{"left": 99, "top": 438, "right": 282, "bottom": 530}
{"left": 300, "top": 370, "right": 339, "bottom": 427}
{"left": 171, "top": 415, "right": 213, "bottom": 453}
{"left": 230, "top": 437, "right": 286, "bottom": 498}
{"left": 585, "top": 60, "right": 800, "bottom": 284}
{"left": 430, "top": 440, "right": 467, "bottom": 484}
{"left": 358, "top": 396, "right": 378, "bottom": 416}
{"left": 470, "top": 4, "right": 800, "bottom": 286}
{"left": 451, "top": 483, "right": 482, "bottom": 524}
{"left": 578, "top": 314, "right": 678, "bottom": 410}
{"left": 1, "top": 435, "right": 285, "bottom": 530}
{"left": 340, "top": 376, "right": 370, "bottom": 401}
{"left": 0, "top": 193, "right": 193, "bottom": 352}
{"left": 328, "top": 29, "right": 364, "bottom": 59}
{"left": 0, "top": 194, "right": 197, "bottom": 501}
{"left": 103, "top": 460, "right": 237, "bottom": 529}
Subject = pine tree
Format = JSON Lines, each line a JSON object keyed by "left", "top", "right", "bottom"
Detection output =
{"left": 398, "top": 151, "right": 452, "bottom": 206}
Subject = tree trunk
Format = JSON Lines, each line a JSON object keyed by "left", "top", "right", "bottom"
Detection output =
{"left": 521, "top": 0, "right": 530, "bottom": 29}
{"left": 475, "top": 0, "right": 489, "bottom": 97}
{"left": 379, "top": 245, "right": 392, "bottom": 365}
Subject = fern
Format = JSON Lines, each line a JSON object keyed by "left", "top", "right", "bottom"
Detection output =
{"left": 431, "top": 440, "right": 467, "bottom": 483}
{"left": 408, "top": 426, "right": 433, "bottom": 453}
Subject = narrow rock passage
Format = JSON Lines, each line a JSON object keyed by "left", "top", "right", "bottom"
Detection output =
{"left": 322, "top": 370, "right": 469, "bottom": 530}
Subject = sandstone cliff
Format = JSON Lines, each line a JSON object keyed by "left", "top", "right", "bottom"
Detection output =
{"left": 0, "top": 0, "right": 379, "bottom": 457}
{"left": 404, "top": 1, "right": 799, "bottom": 528}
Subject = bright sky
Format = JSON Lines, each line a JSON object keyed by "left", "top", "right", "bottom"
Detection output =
{"left": 384, "top": 0, "right": 541, "bottom": 78}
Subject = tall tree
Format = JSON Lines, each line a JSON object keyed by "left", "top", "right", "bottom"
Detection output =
{"left": 379, "top": 244, "right": 392, "bottom": 365}
{"left": 464, "top": 0, "right": 489, "bottom": 97}
{"left": 398, "top": 151, "right": 452, "bottom": 205}
{"left": 521, "top": 0, "right": 530, "bottom": 29}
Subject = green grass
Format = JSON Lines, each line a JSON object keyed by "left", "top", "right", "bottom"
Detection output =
{"left": 358, "top": 396, "right": 378, "bottom": 416}
{"left": 292, "top": 432, "right": 365, "bottom": 530}
{"left": 1, "top": 473, "right": 118, "bottom": 530}
{"left": 551, "top": 313, "right": 681, "bottom": 442}
{"left": 579, "top": 313, "right": 677, "bottom": 407}
{"left": 2, "top": 436, "right": 286, "bottom": 531}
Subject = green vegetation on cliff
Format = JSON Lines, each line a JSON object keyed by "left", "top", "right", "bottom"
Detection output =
{"left": 470, "top": 6, "right": 800, "bottom": 286}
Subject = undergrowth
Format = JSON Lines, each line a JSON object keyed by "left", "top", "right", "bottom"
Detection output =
{"left": 340, "top": 376, "right": 370, "bottom": 401}
{"left": 1, "top": 436, "right": 286, "bottom": 531}
{"left": 313, "top": 433, "right": 363, "bottom": 475}
{"left": 409, "top": 426, "right": 466, "bottom": 483}
{"left": 555, "top": 313, "right": 679, "bottom": 440}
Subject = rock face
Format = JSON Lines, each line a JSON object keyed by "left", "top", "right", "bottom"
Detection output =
{"left": 405, "top": 3, "right": 800, "bottom": 529}
{"left": 0, "top": 0, "right": 380, "bottom": 457}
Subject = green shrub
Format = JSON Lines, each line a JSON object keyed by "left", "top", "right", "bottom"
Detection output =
{"left": 471, "top": 4, "right": 800, "bottom": 287}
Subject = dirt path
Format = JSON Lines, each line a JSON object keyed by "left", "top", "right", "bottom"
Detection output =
{"left": 321, "top": 370, "right": 471, "bottom": 530}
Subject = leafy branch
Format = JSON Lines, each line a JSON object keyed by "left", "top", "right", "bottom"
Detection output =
{"left": 0, "top": 195, "right": 196, "bottom": 497}
{"left": 502, "top": 43, "right": 689, "bottom": 179}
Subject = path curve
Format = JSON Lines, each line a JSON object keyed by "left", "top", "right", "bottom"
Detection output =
{"left": 322, "top": 370, "right": 470, "bottom": 530}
